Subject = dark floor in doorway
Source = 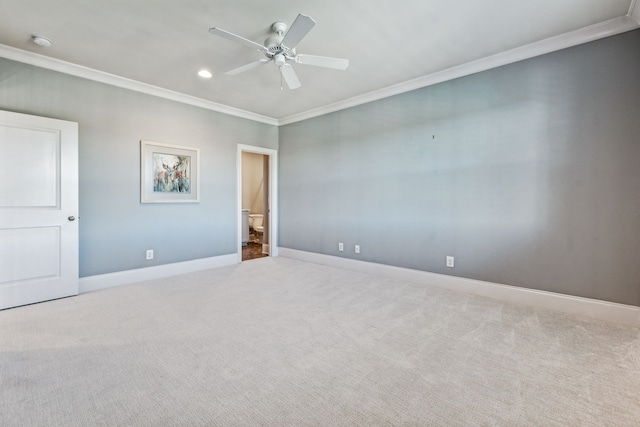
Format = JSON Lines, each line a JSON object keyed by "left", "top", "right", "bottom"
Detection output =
{"left": 243, "top": 241, "right": 267, "bottom": 261}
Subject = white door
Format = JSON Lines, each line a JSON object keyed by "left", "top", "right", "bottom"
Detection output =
{"left": 0, "top": 110, "right": 79, "bottom": 310}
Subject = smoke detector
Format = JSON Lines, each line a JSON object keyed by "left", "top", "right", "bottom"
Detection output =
{"left": 31, "top": 35, "right": 52, "bottom": 48}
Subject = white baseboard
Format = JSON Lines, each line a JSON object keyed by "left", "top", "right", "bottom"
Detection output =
{"left": 278, "top": 248, "right": 640, "bottom": 328}
{"left": 79, "top": 254, "right": 238, "bottom": 294}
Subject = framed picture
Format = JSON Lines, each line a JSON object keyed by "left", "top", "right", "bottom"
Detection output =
{"left": 140, "top": 140, "right": 200, "bottom": 203}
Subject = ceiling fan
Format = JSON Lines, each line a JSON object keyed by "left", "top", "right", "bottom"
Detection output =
{"left": 209, "top": 14, "right": 349, "bottom": 90}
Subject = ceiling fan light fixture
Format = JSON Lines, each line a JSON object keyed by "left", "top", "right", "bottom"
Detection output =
{"left": 209, "top": 13, "right": 348, "bottom": 90}
{"left": 274, "top": 54, "right": 286, "bottom": 67}
{"left": 31, "top": 35, "right": 52, "bottom": 48}
{"left": 197, "top": 69, "right": 213, "bottom": 78}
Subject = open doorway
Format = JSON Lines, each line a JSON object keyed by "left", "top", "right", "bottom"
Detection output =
{"left": 241, "top": 151, "right": 268, "bottom": 261}
{"left": 237, "top": 144, "right": 278, "bottom": 263}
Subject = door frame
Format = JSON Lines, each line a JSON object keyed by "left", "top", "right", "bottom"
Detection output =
{"left": 237, "top": 144, "right": 278, "bottom": 262}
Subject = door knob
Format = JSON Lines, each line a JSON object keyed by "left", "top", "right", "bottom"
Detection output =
{"left": 68, "top": 216, "right": 76, "bottom": 221}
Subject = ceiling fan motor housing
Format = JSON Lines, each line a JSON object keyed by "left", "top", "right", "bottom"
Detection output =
{"left": 210, "top": 14, "right": 348, "bottom": 89}
{"left": 265, "top": 22, "right": 297, "bottom": 56}
{"left": 264, "top": 34, "right": 284, "bottom": 53}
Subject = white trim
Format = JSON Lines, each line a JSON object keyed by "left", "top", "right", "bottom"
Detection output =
{"left": 1, "top": 15, "right": 637, "bottom": 127}
{"left": 278, "top": 16, "right": 640, "bottom": 125}
{"left": 237, "top": 144, "right": 279, "bottom": 263}
{"left": 279, "top": 248, "right": 640, "bottom": 328}
{"left": 79, "top": 254, "right": 237, "bottom": 294}
{"left": 630, "top": 0, "right": 640, "bottom": 24}
{"left": 0, "top": 43, "right": 278, "bottom": 126}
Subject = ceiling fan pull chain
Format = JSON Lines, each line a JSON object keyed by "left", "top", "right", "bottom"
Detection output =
{"left": 280, "top": 68, "right": 284, "bottom": 90}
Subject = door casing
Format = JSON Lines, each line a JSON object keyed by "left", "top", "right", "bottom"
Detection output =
{"left": 237, "top": 144, "right": 278, "bottom": 262}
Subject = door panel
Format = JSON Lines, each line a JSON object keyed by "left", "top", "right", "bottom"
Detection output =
{"left": 0, "top": 227, "right": 60, "bottom": 283}
{"left": 0, "top": 126, "right": 59, "bottom": 207}
{"left": 0, "top": 110, "right": 78, "bottom": 310}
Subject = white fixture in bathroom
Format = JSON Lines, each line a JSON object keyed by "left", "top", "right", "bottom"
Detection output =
{"left": 249, "top": 214, "right": 264, "bottom": 239}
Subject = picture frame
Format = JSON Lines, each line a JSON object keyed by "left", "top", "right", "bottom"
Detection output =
{"left": 140, "top": 140, "right": 200, "bottom": 203}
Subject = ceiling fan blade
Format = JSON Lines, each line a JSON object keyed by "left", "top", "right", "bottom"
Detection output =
{"left": 226, "top": 59, "right": 270, "bottom": 75}
{"left": 280, "top": 64, "right": 301, "bottom": 89}
{"left": 281, "top": 14, "right": 316, "bottom": 49}
{"left": 209, "top": 27, "right": 267, "bottom": 53}
{"left": 295, "top": 54, "right": 349, "bottom": 70}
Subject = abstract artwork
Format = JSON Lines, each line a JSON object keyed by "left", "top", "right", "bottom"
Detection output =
{"left": 153, "top": 152, "right": 191, "bottom": 193}
{"left": 141, "top": 141, "right": 200, "bottom": 203}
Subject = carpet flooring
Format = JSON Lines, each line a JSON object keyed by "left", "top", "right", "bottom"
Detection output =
{"left": 1, "top": 257, "right": 639, "bottom": 426}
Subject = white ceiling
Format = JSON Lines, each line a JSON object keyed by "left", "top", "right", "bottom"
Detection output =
{"left": 0, "top": 0, "right": 638, "bottom": 125}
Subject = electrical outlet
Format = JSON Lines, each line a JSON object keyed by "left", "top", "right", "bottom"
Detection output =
{"left": 338, "top": 242, "right": 344, "bottom": 252}
{"left": 355, "top": 245, "right": 360, "bottom": 254}
{"left": 446, "top": 256, "right": 454, "bottom": 268}
{"left": 146, "top": 249, "right": 154, "bottom": 260}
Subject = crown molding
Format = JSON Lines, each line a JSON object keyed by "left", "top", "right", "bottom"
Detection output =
{"left": 1, "top": 13, "right": 637, "bottom": 128}
{"left": 630, "top": 0, "right": 640, "bottom": 23}
{"left": 278, "top": 15, "right": 640, "bottom": 126}
{"left": 0, "top": 43, "right": 278, "bottom": 126}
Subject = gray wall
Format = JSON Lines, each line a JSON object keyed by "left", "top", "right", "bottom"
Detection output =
{"left": 0, "top": 58, "right": 278, "bottom": 277}
{"left": 279, "top": 30, "right": 640, "bottom": 306}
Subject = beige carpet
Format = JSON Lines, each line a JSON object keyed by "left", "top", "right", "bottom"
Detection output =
{"left": 1, "top": 257, "right": 639, "bottom": 426}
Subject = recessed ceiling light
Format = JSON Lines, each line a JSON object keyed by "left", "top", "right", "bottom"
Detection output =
{"left": 198, "top": 69, "right": 212, "bottom": 78}
{"left": 31, "top": 35, "right": 53, "bottom": 48}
